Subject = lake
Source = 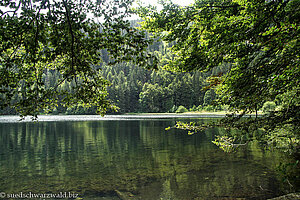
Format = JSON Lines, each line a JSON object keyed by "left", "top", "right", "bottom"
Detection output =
{"left": 0, "top": 115, "right": 298, "bottom": 199}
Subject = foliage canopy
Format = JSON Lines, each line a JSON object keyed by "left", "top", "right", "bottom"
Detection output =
{"left": 0, "top": 0, "right": 156, "bottom": 118}
{"left": 137, "top": 0, "right": 299, "bottom": 151}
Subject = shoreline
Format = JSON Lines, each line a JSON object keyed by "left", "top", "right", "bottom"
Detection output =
{"left": 0, "top": 112, "right": 261, "bottom": 123}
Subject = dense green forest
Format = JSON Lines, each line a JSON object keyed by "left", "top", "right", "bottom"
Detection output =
{"left": 0, "top": 19, "right": 226, "bottom": 115}
{"left": 0, "top": 0, "right": 156, "bottom": 118}
{"left": 89, "top": 37, "right": 228, "bottom": 114}
{"left": 1, "top": 0, "right": 299, "bottom": 154}
{"left": 1, "top": 0, "right": 299, "bottom": 198}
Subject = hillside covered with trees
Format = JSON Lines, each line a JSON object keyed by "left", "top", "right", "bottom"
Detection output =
{"left": 0, "top": 0, "right": 156, "bottom": 118}
{"left": 1, "top": 0, "right": 299, "bottom": 153}
{"left": 0, "top": 18, "right": 226, "bottom": 115}
{"left": 1, "top": 0, "right": 299, "bottom": 198}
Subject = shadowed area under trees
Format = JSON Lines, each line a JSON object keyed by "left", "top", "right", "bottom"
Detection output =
{"left": 136, "top": 0, "right": 300, "bottom": 155}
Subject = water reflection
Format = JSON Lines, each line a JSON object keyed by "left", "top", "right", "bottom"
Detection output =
{"left": 0, "top": 119, "right": 296, "bottom": 199}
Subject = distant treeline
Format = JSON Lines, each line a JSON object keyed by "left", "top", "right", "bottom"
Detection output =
{"left": 0, "top": 20, "right": 226, "bottom": 115}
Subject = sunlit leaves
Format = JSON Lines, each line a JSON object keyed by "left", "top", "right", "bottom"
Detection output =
{"left": 138, "top": 0, "right": 300, "bottom": 152}
{"left": 137, "top": 0, "right": 299, "bottom": 112}
{"left": 165, "top": 121, "right": 210, "bottom": 135}
{"left": 212, "top": 136, "right": 236, "bottom": 153}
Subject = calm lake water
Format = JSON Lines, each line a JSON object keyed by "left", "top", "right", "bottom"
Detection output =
{"left": 0, "top": 115, "right": 298, "bottom": 199}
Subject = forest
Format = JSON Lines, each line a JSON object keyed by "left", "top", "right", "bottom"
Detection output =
{"left": 0, "top": 0, "right": 299, "bottom": 198}
{"left": 0, "top": 18, "right": 279, "bottom": 115}
{"left": 0, "top": 20, "right": 226, "bottom": 115}
{"left": 0, "top": 0, "right": 299, "bottom": 153}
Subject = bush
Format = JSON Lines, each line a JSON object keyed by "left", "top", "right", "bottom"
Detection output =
{"left": 189, "top": 105, "right": 197, "bottom": 112}
{"left": 275, "top": 105, "right": 284, "bottom": 112}
{"left": 203, "top": 105, "right": 214, "bottom": 112}
{"left": 169, "top": 105, "right": 178, "bottom": 113}
{"left": 221, "top": 105, "right": 230, "bottom": 111}
{"left": 262, "top": 101, "right": 276, "bottom": 114}
{"left": 65, "top": 107, "right": 75, "bottom": 115}
{"left": 51, "top": 107, "right": 59, "bottom": 115}
{"left": 214, "top": 105, "right": 223, "bottom": 111}
{"left": 75, "top": 106, "right": 86, "bottom": 114}
{"left": 196, "top": 105, "right": 202, "bottom": 111}
{"left": 176, "top": 105, "right": 188, "bottom": 113}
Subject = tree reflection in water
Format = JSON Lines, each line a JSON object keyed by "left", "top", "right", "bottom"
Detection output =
{"left": 0, "top": 119, "right": 298, "bottom": 199}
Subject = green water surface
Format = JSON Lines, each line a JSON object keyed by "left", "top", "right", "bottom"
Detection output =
{"left": 0, "top": 117, "right": 298, "bottom": 199}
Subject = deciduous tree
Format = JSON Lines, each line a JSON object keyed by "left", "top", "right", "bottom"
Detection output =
{"left": 0, "top": 0, "right": 156, "bottom": 118}
{"left": 137, "top": 0, "right": 300, "bottom": 151}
